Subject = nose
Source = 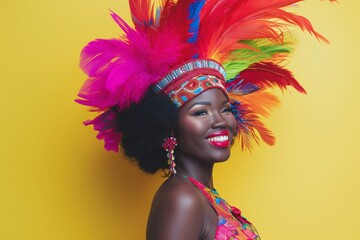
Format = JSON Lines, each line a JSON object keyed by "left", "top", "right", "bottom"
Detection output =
{"left": 211, "top": 111, "right": 227, "bottom": 129}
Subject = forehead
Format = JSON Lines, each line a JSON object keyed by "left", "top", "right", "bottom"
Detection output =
{"left": 180, "top": 88, "right": 229, "bottom": 111}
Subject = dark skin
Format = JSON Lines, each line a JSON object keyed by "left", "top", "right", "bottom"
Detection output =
{"left": 147, "top": 88, "right": 238, "bottom": 240}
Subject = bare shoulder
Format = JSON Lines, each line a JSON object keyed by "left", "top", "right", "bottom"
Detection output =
{"left": 146, "top": 176, "right": 209, "bottom": 240}
{"left": 149, "top": 176, "right": 207, "bottom": 220}
{"left": 155, "top": 176, "right": 206, "bottom": 207}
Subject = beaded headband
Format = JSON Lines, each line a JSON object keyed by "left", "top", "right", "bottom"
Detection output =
{"left": 153, "top": 59, "right": 227, "bottom": 108}
{"left": 167, "top": 74, "right": 227, "bottom": 108}
{"left": 153, "top": 59, "right": 226, "bottom": 93}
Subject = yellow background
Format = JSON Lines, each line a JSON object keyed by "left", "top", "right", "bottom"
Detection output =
{"left": 1, "top": 1, "right": 359, "bottom": 239}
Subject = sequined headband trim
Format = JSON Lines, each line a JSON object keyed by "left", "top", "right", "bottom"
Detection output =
{"left": 153, "top": 59, "right": 226, "bottom": 93}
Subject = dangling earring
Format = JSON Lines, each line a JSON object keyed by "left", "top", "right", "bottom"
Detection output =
{"left": 162, "top": 137, "right": 178, "bottom": 175}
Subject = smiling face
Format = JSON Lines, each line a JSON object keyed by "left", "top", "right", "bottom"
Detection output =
{"left": 174, "top": 88, "right": 237, "bottom": 166}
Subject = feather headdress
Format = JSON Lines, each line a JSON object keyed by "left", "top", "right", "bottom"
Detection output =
{"left": 77, "top": 0, "right": 332, "bottom": 152}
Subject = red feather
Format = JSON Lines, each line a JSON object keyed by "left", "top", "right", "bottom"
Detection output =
{"left": 239, "top": 62, "right": 306, "bottom": 94}
{"left": 234, "top": 103, "right": 276, "bottom": 150}
{"left": 198, "top": 0, "right": 330, "bottom": 60}
{"left": 129, "top": 0, "right": 156, "bottom": 30}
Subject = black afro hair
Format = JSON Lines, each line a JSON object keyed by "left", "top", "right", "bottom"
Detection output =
{"left": 115, "top": 90, "right": 178, "bottom": 174}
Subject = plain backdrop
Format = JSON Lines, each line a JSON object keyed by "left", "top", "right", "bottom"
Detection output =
{"left": 1, "top": 1, "right": 359, "bottom": 239}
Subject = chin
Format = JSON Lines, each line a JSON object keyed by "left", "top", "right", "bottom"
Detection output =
{"left": 215, "top": 158, "right": 229, "bottom": 164}
{"left": 208, "top": 148, "right": 231, "bottom": 163}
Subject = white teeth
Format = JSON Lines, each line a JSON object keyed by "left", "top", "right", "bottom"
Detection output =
{"left": 207, "top": 135, "right": 229, "bottom": 142}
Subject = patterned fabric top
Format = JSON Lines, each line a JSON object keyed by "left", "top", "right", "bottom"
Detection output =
{"left": 186, "top": 176, "right": 261, "bottom": 240}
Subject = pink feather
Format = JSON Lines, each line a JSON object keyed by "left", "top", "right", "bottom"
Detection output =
{"left": 77, "top": 7, "right": 194, "bottom": 111}
{"left": 83, "top": 110, "right": 121, "bottom": 152}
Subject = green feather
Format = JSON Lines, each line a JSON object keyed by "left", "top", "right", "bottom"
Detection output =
{"left": 224, "top": 39, "right": 293, "bottom": 81}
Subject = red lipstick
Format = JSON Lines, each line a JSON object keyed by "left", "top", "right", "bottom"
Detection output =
{"left": 206, "top": 130, "right": 230, "bottom": 149}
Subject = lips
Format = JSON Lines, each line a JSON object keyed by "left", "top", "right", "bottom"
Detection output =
{"left": 206, "top": 130, "right": 230, "bottom": 148}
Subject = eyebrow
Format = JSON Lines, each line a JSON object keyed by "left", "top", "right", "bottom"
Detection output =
{"left": 188, "top": 99, "right": 229, "bottom": 110}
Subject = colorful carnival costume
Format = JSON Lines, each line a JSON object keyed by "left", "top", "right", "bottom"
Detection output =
{"left": 186, "top": 176, "right": 260, "bottom": 239}
{"left": 76, "top": 0, "right": 332, "bottom": 238}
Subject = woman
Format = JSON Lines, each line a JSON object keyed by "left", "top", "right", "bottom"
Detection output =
{"left": 76, "top": 0, "right": 329, "bottom": 239}
{"left": 146, "top": 88, "right": 255, "bottom": 239}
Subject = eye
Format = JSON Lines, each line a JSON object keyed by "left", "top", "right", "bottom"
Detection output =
{"left": 221, "top": 106, "right": 232, "bottom": 113}
{"left": 192, "top": 110, "right": 208, "bottom": 116}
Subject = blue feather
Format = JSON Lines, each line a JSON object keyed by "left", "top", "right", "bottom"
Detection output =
{"left": 187, "top": 0, "right": 206, "bottom": 46}
{"left": 230, "top": 100, "right": 249, "bottom": 133}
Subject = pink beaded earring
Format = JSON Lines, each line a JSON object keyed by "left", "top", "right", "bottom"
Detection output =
{"left": 162, "top": 137, "right": 178, "bottom": 175}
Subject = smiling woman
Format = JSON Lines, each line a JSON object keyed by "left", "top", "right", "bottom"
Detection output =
{"left": 76, "top": 0, "right": 331, "bottom": 239}
{"left": 146, "top": 88, "right": 256, "bottom": 239}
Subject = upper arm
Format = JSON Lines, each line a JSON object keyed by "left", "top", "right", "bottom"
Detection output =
{"left": 147, "top": 183, "right": 205, "bottom": 240}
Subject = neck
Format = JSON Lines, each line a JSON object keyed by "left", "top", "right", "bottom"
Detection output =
{"left": 175, "top": 155, "right": 214, "bottom": 189}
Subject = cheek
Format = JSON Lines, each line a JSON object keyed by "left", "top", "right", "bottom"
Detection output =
{"left": 177, "top": 117, "right": 208, "bottom": 143}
